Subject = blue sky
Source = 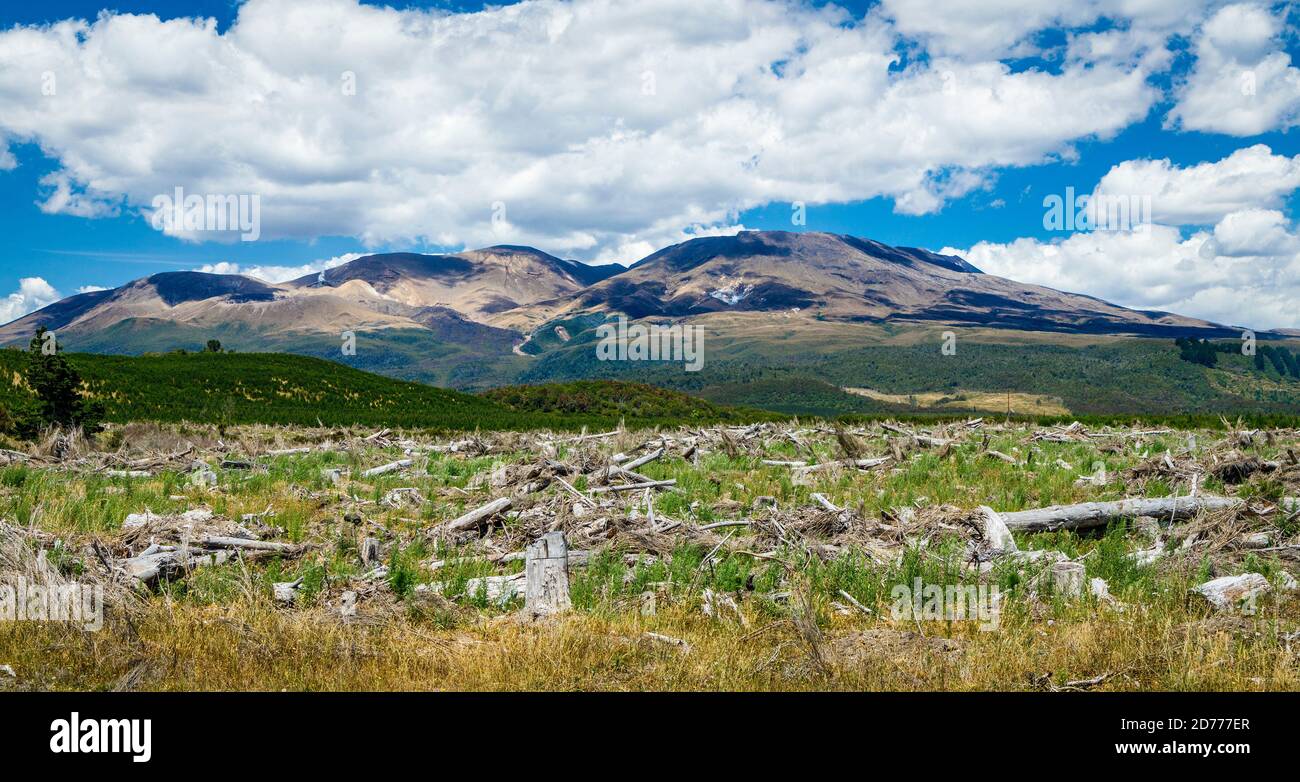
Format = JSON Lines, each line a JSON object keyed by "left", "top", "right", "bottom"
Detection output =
{"left": 1, "top": 0, "right": 1299, "bottom": 328}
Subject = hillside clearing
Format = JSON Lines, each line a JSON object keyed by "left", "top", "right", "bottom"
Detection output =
{"left": 842, "top": 386, "right": 1070, "bottom": 416}
{"left": 2, "top": 417, "right": 1299, "bottom": 691}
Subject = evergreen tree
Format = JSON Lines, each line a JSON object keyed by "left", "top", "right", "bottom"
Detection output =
{"left": 1264, "top": 345, "right": 1288, "bottom": 375}
{"left": 25, "top": 327, "right": 105, "bottom": 434}
{"left": 1278, "top": 346, "right": 1300, "bottom": 379}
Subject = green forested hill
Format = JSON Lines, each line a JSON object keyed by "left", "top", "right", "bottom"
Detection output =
{"left": 0, "top": 349, "right": 769, "bottom": 431}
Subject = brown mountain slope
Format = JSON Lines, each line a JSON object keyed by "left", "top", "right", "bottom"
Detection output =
{"left": 515, "top": 231, "right": 1238, "bottom": 337}
{"left": 0, "top": 232, "right": 1248, "bottom": 364}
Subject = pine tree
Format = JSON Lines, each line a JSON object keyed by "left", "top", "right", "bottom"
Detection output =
{"left": 25, "top": 327, "right": 105, "bottom": 434}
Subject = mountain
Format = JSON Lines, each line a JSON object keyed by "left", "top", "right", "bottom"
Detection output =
{"left": 528, "top": 231, "right": 1234, "bottom": 337}
{"left": 284, "top": 246, "right": 621, "bottom": 323}
{"left": 3, "top": 230, "right": 1284, "bottom": 419}
{"left": 0, "top": 247, "right": 625, "bottom": 387}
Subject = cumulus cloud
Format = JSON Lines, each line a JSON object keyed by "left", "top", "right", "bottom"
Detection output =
{"left": 1168, "top": 2, "right": 1300, "bottom": 135}
{"left": 880, "top": 0, "right": 1210, "bottom": 60}
{"left": 0, "top": 0, "right": 1167, "bottom": 260}
{"left": 0, "top": 277, "right": 62, "bottom": 323}
{"left": 1092, "top": 144, "right": 1300, "bottom": 226}
{"left": 196, "top": 252, "right": 365, "bottom": 284}
{"left": 951, "top": 212, "right": 1300, "bottom": 330}
{"left": 954, "top": 143, "right": 1300, "bottom": 329}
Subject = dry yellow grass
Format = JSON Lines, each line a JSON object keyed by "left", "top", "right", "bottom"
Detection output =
{"left": 3, "top": 595, "right": 1297, "bottom": 691}
{"left": 842, "top": 387, "right": 1071, "bottom": 416}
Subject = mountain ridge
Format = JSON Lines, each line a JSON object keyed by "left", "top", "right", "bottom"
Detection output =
{"left": 0, "top": 230, "right": 1258, "bottom": 392}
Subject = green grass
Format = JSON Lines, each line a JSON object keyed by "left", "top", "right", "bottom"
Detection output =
{"left": 0, "top": 350, "right": 766, "bottom": 432}
{"left": 480, "top": 379, "right": 777, "bottom": 423}
{"left": 2, "top": 419, "right": 1299, "bottom": 691}
{"left": 517, "top": 325, "right": 1300, "bottom": 421}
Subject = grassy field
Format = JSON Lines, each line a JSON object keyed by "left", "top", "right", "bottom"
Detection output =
{"left": 843, "top": 386, "right": 1071, "bottom": 416}
{"left": 2, "top": 418, "right": 1298, "bottom": 691}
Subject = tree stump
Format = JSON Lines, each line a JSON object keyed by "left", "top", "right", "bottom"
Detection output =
{"left": 524, "top": 531, "right": 571, "bottom": 618}
{"left": 361, "top": 536, "right": 381, "bottom": 566}
{"left": 1050, "top": 561, "right": 1086, "bottom": 598}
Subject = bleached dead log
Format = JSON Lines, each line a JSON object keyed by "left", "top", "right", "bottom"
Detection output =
{"left": 984, "top": 450, "right": 1018, "bottom": 464}
{"left": 426, "top": 572, "right": 525, "bottom": 603}
{"left": 122, "top": 549, "right": 232, "bottom": 584}
{"left": 273, "top": 578, "right": 302, "bottom": 605}
{"left": 199, "top": 536, "right": 300, "bottom": 553}
{"left": 999, "top": 495, "right": 1246, "bottom": 533}
{"left": 557, "top": 429, "right": 619, "bottom": 443}
{"left": 811, "top": 493, "right": 841, "bottom": 512}
{"left": 621, "top": 448, "right": 663, "bottom": 472}
{"left": 1090, "top": 577, "right": 1120, "bottom": 607}
{"left": 587, "top": 479, "right": 677, "bottom": 494}
{"left": 436, "top": 497, "right": 512, "bottom": 534}
{"left": 838, "top": 589, "right": 873, "bottom": 616}
{"left": 555, "top": 476, "right": 597, "bottom": 509}
{"left": 698, "top": 519, "right": 752, "bottom": 531}
{"left": 362, "top": 459, "right": 413, "bottom": 478}
{"left": 106, "top": 470, "right": 152, "bottom": 478}
{"left": 1191, "top": 573, "right": 1270, "bottom": 613}
{"left": 524, "top": 531, "right": 571, "bottom": 618}
{"left": 763, "top": 459, "right": 810, "bottom": 467}
{"left": 979, "top": 506, "right": 1018, "bottom": 553}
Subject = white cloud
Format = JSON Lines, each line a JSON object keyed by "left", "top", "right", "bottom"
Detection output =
{"left": 880, "top": 0, "right": 1210, "bottom": 60}
{"left": 1092, "top": 144, "right": 1300, "bottom": 226}
{"left": 1168, "top": 3, "right": 1300, "bottom": 135}
{"left": 950, "top": 211, "right": 1300, "bottom": 330}
{"left": 36, "top": 171, "right": 120, "bottom": 218}
{"left": 1210, "top": 208, "right": 1300, "bottom": 257}
{"left": 196, "top": 252, "right": 364, "bottom": 283}
{"left": 75, "top": 285, "right": 108, "bottom": 293}
{"left": 953, "top": 142, "right": 1300, "bottom": 330}
{"left": 0, "top": 0, "right": 1166, "bottom": 260}
{"left": 0, "top": 277, "right": 62, "bottom": 323}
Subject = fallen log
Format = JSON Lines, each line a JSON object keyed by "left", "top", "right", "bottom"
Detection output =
{"left": 122, "top": 549, "right": 232, "bottom": 584}
{"left": 435, "top": 497, "right": 512, "bottom": 534}
{"left": 362, "top": 459, "right": 413, "bottom": 478}
{"left": 587, "top": 479, "right": 677, "bottom": 494}
{"left": 999, "top": 495, "right": 1244, "bottom": 533}
{"left": 199, "top": 536, "right": 301, "bottom": 553}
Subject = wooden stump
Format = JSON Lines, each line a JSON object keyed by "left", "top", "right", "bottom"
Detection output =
{"left": 361, "top": 536, "right": 381, "bottom": 566}
{"left": 1050, "top": 561, "right": 1086, "bottom": 598}
{"left": 524, "top": 531, "right": 571, "bottom": 618}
